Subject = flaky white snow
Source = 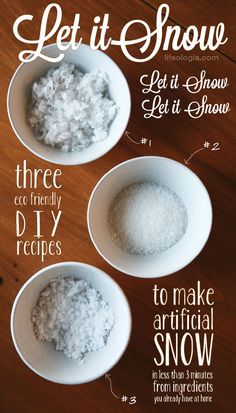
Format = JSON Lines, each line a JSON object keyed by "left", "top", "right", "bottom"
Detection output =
{"left": 28, "top": 63, "right": 118, "bottom": 152}
{"left": 32, "top": 276, "right": 115, "bottom": 361}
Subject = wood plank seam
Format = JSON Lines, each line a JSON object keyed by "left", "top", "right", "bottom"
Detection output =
{"left": 139, "top": 0, "right": 236, "bottom": 64}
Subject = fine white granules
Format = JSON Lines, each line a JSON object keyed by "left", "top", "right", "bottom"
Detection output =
{"left": 108, "top": 182, "right": 188, "bottom": 255}
{"left": 28, "top": 63, "right": 118, "bottom": 152}
{"left": 31, "top": 276, "right": 115, "bottom": 361}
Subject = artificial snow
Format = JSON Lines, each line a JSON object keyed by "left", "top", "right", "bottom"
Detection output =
{"left": 108, "top": 182, "right": 188, "bottom": 255}
{"left": 31, "top": 276, "right": 115, "bottom": 361}
{"left": 28, "top": 63, "right": 118, "bottom": 152}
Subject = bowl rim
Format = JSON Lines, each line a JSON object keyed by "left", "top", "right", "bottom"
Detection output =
{"left": 7, "top": 42, "right": 131, "bottom": 166}
{"left": 87, "top": 156, "right": 213, "bottom": 278}
{"left": 10, "top": 261, "right": 132, "bottom": 384}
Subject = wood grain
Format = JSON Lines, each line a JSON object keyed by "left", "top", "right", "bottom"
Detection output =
{"left": 143, "top": 0, "right": 236, "bottom": 60}
{"left": 0, "top": 0, "right": 235, "bottom": 412}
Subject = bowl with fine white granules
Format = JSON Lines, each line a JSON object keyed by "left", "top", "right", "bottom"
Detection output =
{"left": 7, "top": 43, "right": 131, "bottom": 165}
{"left": 87, "top": 156, "right": 212, "bottom": 278}
{"left": 10, "top": 262, "right": 131, "bottom": 384}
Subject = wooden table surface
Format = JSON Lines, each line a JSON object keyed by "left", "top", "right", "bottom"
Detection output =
{"left": 0, "top": 0, "right": 235, "bottom": 412}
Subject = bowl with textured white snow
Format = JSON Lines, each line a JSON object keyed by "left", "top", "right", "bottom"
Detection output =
{"left": 87, "top": 156, "right": 213, "bottom": 278}
{"left": 7, "top": 43, "right": 131, "bottom": 165}
{"left": 10, "top": 262, "right": 131, "bottom": 384}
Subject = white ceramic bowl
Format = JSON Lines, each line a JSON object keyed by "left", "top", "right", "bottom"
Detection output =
{"left": 87, "top": 156, "right": 213, "bottom": 278}
{"left": 11, "top": 262, "right": 131, "bottom": 384}
{"left": 7, "top": 43, "right": 131, "bottom": 165}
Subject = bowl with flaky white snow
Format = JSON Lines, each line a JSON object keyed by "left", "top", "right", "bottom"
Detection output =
{"left": 10, "top": 262, "right": 131, "bottom": 384}
{"left": 7, "top": 43, "right": 131, "bottom": 165}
